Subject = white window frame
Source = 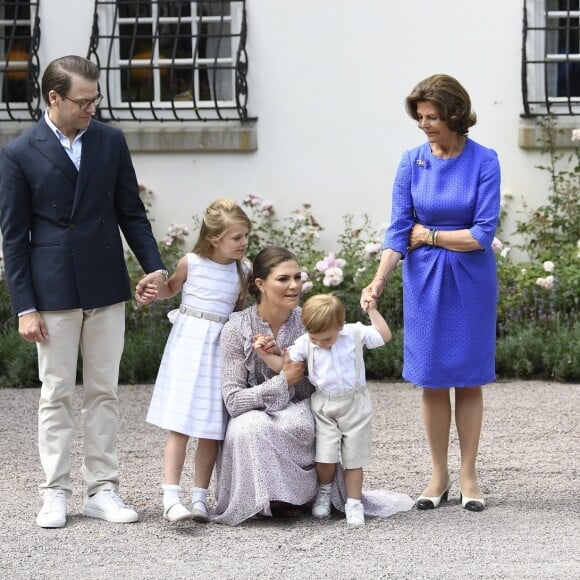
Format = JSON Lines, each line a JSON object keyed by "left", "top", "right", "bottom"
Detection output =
{"left": 524, "top": 0, "right": 580, "bottom": 115}
{"left": 96, "top": 1, "right": 243, "bottom": 121}
{"left": 0, "top": 0, "right": 39, "bottom": 115}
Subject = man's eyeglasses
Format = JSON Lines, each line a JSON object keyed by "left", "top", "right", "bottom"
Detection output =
{"left": 61, "top": 94, "right": 104, "bottom": 111}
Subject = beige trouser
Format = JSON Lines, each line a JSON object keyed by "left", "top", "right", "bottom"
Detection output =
{"left": 37, "top": 303, "right": 125, "bottom": 495}
{"left": 310, "top": 384, "right": 373, "bottom": 469}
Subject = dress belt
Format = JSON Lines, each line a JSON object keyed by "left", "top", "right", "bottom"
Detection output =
{"left": 179, "top": 305, "right": 229, "bottom": 324}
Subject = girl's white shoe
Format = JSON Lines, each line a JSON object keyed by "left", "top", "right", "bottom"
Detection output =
{"left": 163, "top": 501, "right": 193, "bottom": 523}
{"left": 191, "top": 500, "right": 209, "bottom": 523}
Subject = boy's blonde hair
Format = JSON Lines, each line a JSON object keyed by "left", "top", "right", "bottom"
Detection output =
{"left": 301, "top": 294, "right": 345, "bottom": 333}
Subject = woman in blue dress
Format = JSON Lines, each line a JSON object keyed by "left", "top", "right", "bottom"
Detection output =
{"left": 362, "top": 74, "right": 500, "bottom": 512}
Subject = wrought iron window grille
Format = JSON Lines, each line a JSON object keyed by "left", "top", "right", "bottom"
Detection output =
{"left": 522, "top": 0, "right": 580, "bottom": 116}
{"left": 88, "top": 0, "right": 253, "bottom": 122}
{"left": 0, "top": 0, "right": 41, "bottom": 122}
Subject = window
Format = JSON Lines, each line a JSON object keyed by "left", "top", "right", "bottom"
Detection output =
{"left": 89, "top": 0, "right": 252, "bottom": 122}
{"left": 0, "top": 0, "right": 41, "bottom": 121}
{"left": 522, "top": 0, "right": 580, "bottom": 116}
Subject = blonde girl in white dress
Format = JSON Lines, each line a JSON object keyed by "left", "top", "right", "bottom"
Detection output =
{"left": 140, "top": 199, "right": 251, "bottom": 523}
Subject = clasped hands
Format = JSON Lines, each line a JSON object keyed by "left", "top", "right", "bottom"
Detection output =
{"left": 407, "top": 223, "right": 430, "bottom": 251}
{"left": 134, "top": 271, "right": 167, "bottom": 305}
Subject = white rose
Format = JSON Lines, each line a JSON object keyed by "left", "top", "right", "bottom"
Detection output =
{"left": 543, "top": 260, "right": 555, "bottom": 273}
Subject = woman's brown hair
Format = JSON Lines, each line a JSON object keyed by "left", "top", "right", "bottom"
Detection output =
{"left": 405, "top": 74, "right": 477, "bottom": 135}
{"left": 249, "top": 247, "right": 299, "bottom": 304}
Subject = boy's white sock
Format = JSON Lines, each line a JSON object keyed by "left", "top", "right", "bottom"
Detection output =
{"left": 346, "top": 497, "right": 362, "bottom": 507}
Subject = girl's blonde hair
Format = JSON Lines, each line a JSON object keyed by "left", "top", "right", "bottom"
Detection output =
{"left": 301, "top": 294, "right": 345, "bottom": 333}
{"left": 193, "top": 198, "right": 252, "bottom": 308}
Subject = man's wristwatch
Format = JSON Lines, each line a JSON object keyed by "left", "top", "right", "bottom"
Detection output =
{"left": 156, "top": 269, "right": 169, "bottom": 281}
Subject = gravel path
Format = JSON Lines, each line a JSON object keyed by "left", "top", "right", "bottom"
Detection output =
{"left": 1, "top": 381, "right": 578, "bottom": 579}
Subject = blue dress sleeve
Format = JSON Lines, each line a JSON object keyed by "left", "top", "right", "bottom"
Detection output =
{"left": 469, "top": 148, "right": 501, "bottom": 250}
{"left": 382, "top": 151, "right": 415, "bottom": 258}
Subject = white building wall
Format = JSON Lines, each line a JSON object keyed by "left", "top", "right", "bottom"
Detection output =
{"left": 12, "top": 1, "right": 571, "bottom": 253}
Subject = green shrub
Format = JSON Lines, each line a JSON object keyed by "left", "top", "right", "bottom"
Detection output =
{"left": 0, "top": 327, "right": 39, "bottom": 388}
{"left": 495, "top": 321, "right": 580, "bottom": 381}
{"left": 120, "top": 324, "right": 170, "bottom": 384}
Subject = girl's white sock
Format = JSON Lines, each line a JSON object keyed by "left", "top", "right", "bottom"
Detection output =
{"left": 162, "top": 484, "right": 182, "bottom": 509}
{"left": 191, "top": 487, "right": 208, "bottom": 506}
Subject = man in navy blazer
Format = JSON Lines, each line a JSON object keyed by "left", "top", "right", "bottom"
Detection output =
{"left": 0, "top": 55, "right": 167, "bottom": 528}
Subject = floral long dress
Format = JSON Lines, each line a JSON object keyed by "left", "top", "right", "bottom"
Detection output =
{"left": 211, "top": 305, "right": 414, "bottom": 525}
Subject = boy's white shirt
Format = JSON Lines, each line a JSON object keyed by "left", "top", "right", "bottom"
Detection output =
{"left": 288, "top": 322, "right": 385, "bottom": 395}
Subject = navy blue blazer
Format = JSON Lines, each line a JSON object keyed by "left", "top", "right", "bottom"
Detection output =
{"left": 0, "top": 117, "right": 164, "bottom": 314}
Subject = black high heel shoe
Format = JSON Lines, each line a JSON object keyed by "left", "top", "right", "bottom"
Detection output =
{"left": 416, "top": 479, "right": 452, "bottom": 510}
{"left": 460, "top": 490, "right": 485, "bottom": 512}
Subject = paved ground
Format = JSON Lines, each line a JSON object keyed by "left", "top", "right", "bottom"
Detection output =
{"left": 0, "top": 381, "right": 578, "bottom": 580}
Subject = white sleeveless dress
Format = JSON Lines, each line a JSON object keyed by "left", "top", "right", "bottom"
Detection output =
{"left": 146, "top": 253, "right": 248, "bottom": 439}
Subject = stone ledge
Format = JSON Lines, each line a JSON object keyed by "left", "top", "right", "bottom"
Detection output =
{"left": 518, "top": 116, "right": 579, "bottom": 149}
{"left": 0, "top": 120, "right": 258, "bottom": 152}
{"left": 114, "top": 120, "right": 258, "bottom": 152}
{"left": 0, "top": 122, "right": 34, "bottom": 149}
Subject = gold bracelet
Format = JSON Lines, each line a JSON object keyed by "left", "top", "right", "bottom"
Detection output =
{"left": 433, "top": 230, "right": 439, "bottom": 246}
{"left": 427, "top": 229, "right": 435, "bottom": 246}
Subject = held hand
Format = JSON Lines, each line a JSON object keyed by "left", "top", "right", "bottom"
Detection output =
{"left": 360, "top": 294, "right": 378, "bottom": 313}
{"left": 135, "top": 271, "right": 165, "bottom": 305}
{"left": 360, "top": 278, "right": 384, "bottom": 310}
{"left": 18, "top": 312, "right": 49, "bottom": 343}
{"left": 135, "top": 282, "right": 159, "bottom": 304}
{"left": 282, "top": 351, "right": 304, "bottom": 386}
{"left": 408, "top": 224, "right": 429, "bottom": 251}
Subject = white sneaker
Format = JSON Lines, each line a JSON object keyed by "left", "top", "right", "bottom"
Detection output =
{"left": 312, "top": 485, "right": 332, "bottom": 519}
{"left": 82, "top": 490, "right": 139, "bottom": 523}
{"left": 345, "top": 500, "right": 365, "bottom": 526}
{"left": 36, "top": 489, "right": 67, "bottom": 528}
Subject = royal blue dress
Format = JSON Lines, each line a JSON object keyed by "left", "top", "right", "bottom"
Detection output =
{"left": 383, "top": 138, "right": 501, "bottom": 388}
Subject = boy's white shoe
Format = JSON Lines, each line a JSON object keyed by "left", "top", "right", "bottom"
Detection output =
{"left": 82, "top": 490, "right": 139, "bottom": 523}
{"left": 312, "top": 485, "right": 332, "bottom": 518}
{"left": 36, "top": 489, "right": 67, "bottom": 528}
{"left": 345, "top": 500, "right": 365, "bottom": 526}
